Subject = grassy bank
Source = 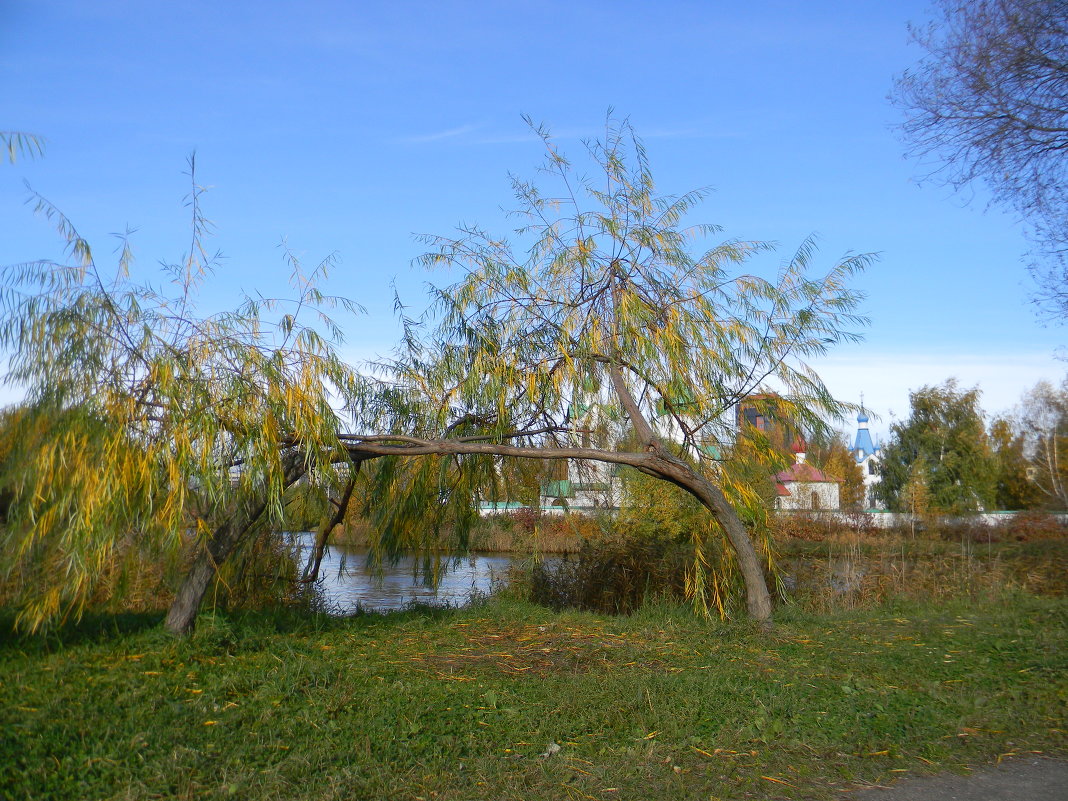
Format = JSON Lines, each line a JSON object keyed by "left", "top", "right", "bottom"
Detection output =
{"left": 2, "top": 595, "right": 1065, "bottom": 800}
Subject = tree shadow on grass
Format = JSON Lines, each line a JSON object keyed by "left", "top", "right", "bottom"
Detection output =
{"left": 0, "top": 609, "right": 167, "bottom": 652}
{"left": 0, "top": 594, "right": 496, "bottom": 654}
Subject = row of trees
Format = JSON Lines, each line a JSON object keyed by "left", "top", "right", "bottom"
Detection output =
{"left": 877, "top": 378, "right": 1067, "bottom": 514}
{"left": 885, "top": 0, "right": 1066, "bottom": 510}
{"left": 0, "top": 120, "right": 871, "bottom": 634}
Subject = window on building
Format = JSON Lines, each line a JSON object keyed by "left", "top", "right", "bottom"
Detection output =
{"left": 810, "top": 491, "right": 820, "bottom": 510}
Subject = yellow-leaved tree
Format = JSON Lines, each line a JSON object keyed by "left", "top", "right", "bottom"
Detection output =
{"left": 338, "top": 117, "right": 872, "bottom": 622}
{"left": 2, "top": 119, "right": 871, "bottom": 633}
{"left": 0, "top": 158, "right": 366, "bottom": 633}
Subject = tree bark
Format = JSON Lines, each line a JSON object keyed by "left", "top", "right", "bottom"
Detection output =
{"left": 644, "top": 453, "right": 773, "bottom": 621}
{"left": 302, "top": 467, "right": 359, "bottom": 583}
{"left": 341, "top": 433, "right": 775, "bottom": 622}
{"left": 606, "top": 361, "right": 773, "bottom": 621}
{"left": 165, "top": 452, "right": 307, "bottom": 636}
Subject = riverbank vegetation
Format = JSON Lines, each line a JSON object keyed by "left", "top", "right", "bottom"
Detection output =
{"left": 6, "top": 507, "right": 1062, "bottom": 625}
{"left": 2, "top": 594, "right": 1064, "bottom": 801}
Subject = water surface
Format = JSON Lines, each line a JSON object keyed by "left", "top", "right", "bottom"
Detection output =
{"left": 292, "top": 533, "right": 518, "bottom": 613}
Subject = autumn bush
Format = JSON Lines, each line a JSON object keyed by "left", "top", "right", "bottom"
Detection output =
{"left": 1003, "top": 511, "right": 1068, "bottom": 541}
{"left": 469, "top": 510, "right": 605, "bottom": 553}
{"left": 936, "top": 517, "right": 1000, "bottom": 544}
{"left": 769, "top": 512, "right": 875, "bottom": 542}
{"left": 527, "top": 535, "right": 692, "bottom": 615}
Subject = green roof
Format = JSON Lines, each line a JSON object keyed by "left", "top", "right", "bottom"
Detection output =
{"left": 541, "top": 479, "right": 573, "bottom": 498}
{"left": 698, "top": 443, "right": 723, "bottom": 460}
{"left": 654, "top": 389, "right": 698, "bottom": 418}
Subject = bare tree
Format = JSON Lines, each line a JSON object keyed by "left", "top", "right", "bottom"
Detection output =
{"left": 1015, "top": 378, "right": 1068, "bottom": 508}
{"left": 891, "top": 0, "right": 1068, "bottom": 319}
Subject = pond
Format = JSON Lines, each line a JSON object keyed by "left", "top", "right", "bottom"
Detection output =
{"left": 290, "top": 532, "right": 522, "bottom": 613}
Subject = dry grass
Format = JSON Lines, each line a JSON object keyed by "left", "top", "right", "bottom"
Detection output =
{"left": 411, "top": 620, "right": 677, "bottom": 678}
{"left": 777, "top": 534, "right": 1068, "bottom": 613}
{"left": 331, "top": 511, "right": 602, "bottom": 554}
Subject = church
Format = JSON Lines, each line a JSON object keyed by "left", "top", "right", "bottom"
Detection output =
{"left": 774, "top": 410, "right": 884, "bottom": 512}
{"left": 851, "top": 410, "right": 883, "bottom": 510}
{"left": 531, "top": 399, "right": 885, "bottom": 514}
{"left": 774, "top": 439, "right": 841, "bottom": 510}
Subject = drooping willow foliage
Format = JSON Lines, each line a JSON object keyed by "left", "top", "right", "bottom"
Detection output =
{"left": 0, "top": 160, "right": 366, "bottom": 630}
{"left": 374, "top": 116, "right": 872, "bottom": 617}
{"left": 0, "top": 118, "right": 872, "bottom": 630}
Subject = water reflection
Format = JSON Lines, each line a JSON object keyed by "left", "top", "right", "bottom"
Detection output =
{"left": 291, "top": 532, "right": 517, "bottom": 613}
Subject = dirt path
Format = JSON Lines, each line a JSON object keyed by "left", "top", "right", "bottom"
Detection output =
{"left": 849, "top": 757, "right": 1068, "bottom": 800}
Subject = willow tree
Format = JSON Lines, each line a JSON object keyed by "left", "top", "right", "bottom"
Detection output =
{"left": 0, "top": 161, "right": 363, "bottom": 634}
{"left": 1, "top": 131, "right": 45, "bottom": 163}
{"left": 1, "top": 123, "right": 868, "bottom": 633}
{"left": 340, "top": 119, "right": 870, "bottom": 622}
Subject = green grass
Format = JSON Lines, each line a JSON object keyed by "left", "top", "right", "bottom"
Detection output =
{"left": 1, "top": 596, "right": 1065, "bottom": 800}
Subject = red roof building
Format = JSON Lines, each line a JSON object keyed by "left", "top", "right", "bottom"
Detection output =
{"left": 774, "top": 439, "right": 841, "bottom": 511}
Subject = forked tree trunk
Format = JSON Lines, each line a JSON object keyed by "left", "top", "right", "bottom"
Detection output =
{"left": 165, "top": 453, "right": 307, "bottom": 636}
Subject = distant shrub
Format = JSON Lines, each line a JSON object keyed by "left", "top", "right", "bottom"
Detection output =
{"left": 471, "top": 509, "right": 608, "bottom": 553}
{"left": 1004, "top": 512, "right": 1068, "bottom": 542}
{"left": 840, "top": 511, "right": 876, "bottom": 535}
{"left": 937, "top": 517, "right": 1000, "bottom": 544}
{"left": 770, "top": 513, "right": 839, "bottom": 542}
{"left": 503, "top": 508, "right": 540, "bottom": 535}
{"left": 542, "top": 513, "right": 604, "bottom": 543}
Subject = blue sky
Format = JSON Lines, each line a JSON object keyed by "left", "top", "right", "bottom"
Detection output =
{"left": 1, "top": 0, "right": 1061, "bottom": 442}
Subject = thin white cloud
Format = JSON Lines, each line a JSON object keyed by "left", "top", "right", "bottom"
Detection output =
{"left": 471, "top": 132, "right": 544, "bottom": 145}
{"left": 400, "top": 124, "right": 480, "bottom": 144}
{"left": 471, "top": 124, "right": 746, "bottom": 146}
{"left": 810, "top": 349, "right": 1065, "bottom": 439}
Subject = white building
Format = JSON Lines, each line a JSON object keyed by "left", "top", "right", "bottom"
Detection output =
{"left": 537, "top": 400, "right": 622, "bottom": 513}
{"left": 539, "top": 464, "right": 620, "bottom": 514}
{"left": 775, "top": 440, "right": 841, "bottom": 510}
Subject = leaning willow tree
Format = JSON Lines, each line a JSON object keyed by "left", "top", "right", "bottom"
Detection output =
{"left": 340, "top": 119, "right": 871, "bottom": 623}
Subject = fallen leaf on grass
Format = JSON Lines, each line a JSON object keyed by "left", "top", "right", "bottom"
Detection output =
{"left": 761, "top": 776, "right": 796, "bottom": 788}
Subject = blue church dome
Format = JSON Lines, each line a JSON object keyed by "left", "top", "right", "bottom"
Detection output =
{"left": 853, "top": 406, "right": 875, "bottom": 460}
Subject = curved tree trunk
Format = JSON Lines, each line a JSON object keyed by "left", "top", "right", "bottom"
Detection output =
{"left": 344, "top": 432, "right": 776, "bottom": 623}
{"left": 645, "top": 453, "right": 773, "bottom": 622}
{"left": 605, "top": 363, "right": 772, "bottom": 622}
{"left": 165, "top": 452, "right": 307, "bottom": 636}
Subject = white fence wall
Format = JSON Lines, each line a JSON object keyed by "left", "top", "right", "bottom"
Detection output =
{"left": 781, "top": 510, "right": 1068, "bottom": 528}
